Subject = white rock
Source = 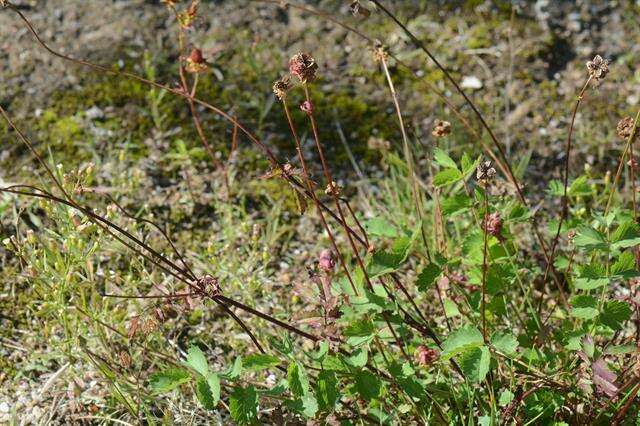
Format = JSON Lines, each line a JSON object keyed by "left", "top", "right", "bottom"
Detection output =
{"left": 0, "top": 402, "right": 9, "bottom": 413}
{"left": 460, "top": 75, "right": 483, "bottom": 90}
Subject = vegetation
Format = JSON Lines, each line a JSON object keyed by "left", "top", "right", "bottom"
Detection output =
{"left": 1, "top": 1, "right": 640, "bottom": 424}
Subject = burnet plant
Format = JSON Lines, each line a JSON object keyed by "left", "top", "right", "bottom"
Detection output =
{"left": 1, "top": 0, "right": 640, "bottom": 424}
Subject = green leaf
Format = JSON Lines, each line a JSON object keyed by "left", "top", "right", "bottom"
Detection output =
{"left": 196, "top": 376, "right": 216, "bottom": 410}
{"left": 433, "top": 148, "right": 458, "bottom": 170}
{"left": 574, "top": 264, "right": 609, "bottom": 290}
{"left": 287, "top": 362, "right": 310, "bottom": 397}
{"left": 611, "top": 221, "right": 640, "bottom": 249}
{"left": 416, "top": 263, "right": 442, "bottom": 291}
{"left": 364, "top": 218, "right": 398, "bottom": 238}
{"left": 491, "top": 332, "right": 518, "bottom": 356}
{"left": 243, "top": 354, "right": 280, "bottom": 372}
{"left": 347, "top": 347, "right": 368, "bottom": 368}
{"left": 229, "top": 386, "right": 258, "bottom": 425}
{"left": 605, "top": 344, "right": 637, "bottom": 355}
{"left": 499, "top": 389, "right": 515, "bottom": 407}
{"left": 443, "top": 299, "right": 461, "bottom": 317}
{"left": 459, "top": 346, "right": 491, "bottom": 383}
{"left": 574, "top": 226, "right": 608, "bottom": 251}
{"left": 441, "top": 193, "right": 472, "bottom": 217}
{"left": 570, "top": 295, "right": 599, "bottom": 320}
{"left": 344, "top": 319, "right": 375, "bottom": 346}
{"left": 611, "top": 251, "right": 639, "bottom": 278}
{"left": 433, "top": 168, "right": 463, "bottom": 187}
{"left": 599, "top": 300, "right": 632, "bottom": 330}
{"left": 367, "top": 236, "right": 414, "bottom": 278}
{"left": 547, "top": 180, "right": 563, "bottom": 197}
{"left": 316, "top": 370, "right": 339, "bottom": 411}
{"left": 220, "top": 356, "right": 243, "bottom": 380}
{"left": 569, "top": 175, "right": 591, "bottom": 196}
{"left": 442, "top": 325, "right": 484, "bottom": 359}
{"left": 149, "top": 368, "right": 190, "bottom": 393}
{"left": 207, "top": 373, "right": 221, "bottom": 406}
{"left": 185, "top": 345, "right": 209, "bottom": 377}
{"left": 354, "top": 370, "right": 382, "bottom": 401}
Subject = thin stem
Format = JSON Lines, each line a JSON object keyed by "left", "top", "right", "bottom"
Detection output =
{"left": 481, "top": 194, "right": 489, "bottom": 343}
{"left": 379, "top": 53, "right": 431, "bottom": 260}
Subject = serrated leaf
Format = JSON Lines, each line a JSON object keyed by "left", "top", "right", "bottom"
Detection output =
{"left": 434, "top": 168, "right": 463, "bottom": 187}
{"left": 442, "top": 325, "right": 483, "bottom": 359}
{"left": 196, "top": 376, "right": 215, "bottom": 410}
{"left": 316, "top": 370, "right": 339, "bottom": 411}
{"left": 569, "top": 175, "right": 591, "bottom": 196}
{"left": 354, "top": 370, "right": 382, "bottom": 401}
{"left": 440, "top": 193, "right": 472, "bottom": 217}
{"left": 433, "top": 148, "right": 458, "bottom": 170}
{"left": 570, "top": 295, "right": 599, "bottom": 320}
{"left": 459, "top": 346, "right": 491, "bottom": 383}
{"left": 220, "top": 356, "right": 243, "bottom": 380}
{"left": 207, "top": 373, "right": 220, "bottom": 406}
{"left": 416, "top": 263, "right": 442, "bottom": 291}
{"left": 599, "top": 300, "right": 632, "bottom": 330}
{"left": 574, "top": 226, "right": 608, "bottom": 251}
{"left": 611, "top": 250, "right": 639, "bottom": 278}
{"left": 149, "top": 368, "right": 190, "bottom": 394}
{"left": 243, "top": 354, "right": 280, "bottom": 372}
{"left": 491, "top": 332, "right": 518, "bottom": 356}
{"left": 229, "top": 386, "right": 258, "bottom": 425}
{"left": 499, "top": 389, "right": 514, "bottom": 407}
{"left": 347, "top": 347, "right": 368, "bottom": 368}
{"left": 185, "top": 345, "right": 209, "bottom": 377}
{"left": 605, "top": 344, "right": 637, "bottom": 355}
{"left": 611, "top": 221, "right": 640, "bottom": 249}
{"left": 287, "top": 362, "right": 310, "bottom": 397}
{"left": 364, "top": 218, "right": 398, "bottom": 238}
{"left": 574, "top": 264, "right": 609, "bottom": 290}
{"left": 443, "top": 299, "right": 461, "bottom": 317}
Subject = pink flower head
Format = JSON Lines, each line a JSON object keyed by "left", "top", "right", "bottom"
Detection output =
{"left": 300, "top": 100, "right": 314, "bottom": 115}
{"left": 483, "top": 212, "right": 502, "bottom": 237}
{"left": 318, "top": 249, "right": 335, "bottom": 272}
{"left": 288, "top": 52, "right": 318, "bottom": 83}
{"left": 415, "top": 345, "right": 439, "bottom": 366}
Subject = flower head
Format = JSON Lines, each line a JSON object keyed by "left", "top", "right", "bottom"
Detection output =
{"left": 318, "top": 249, "right": 335, "bottom": 272}
{"left": 617, "top": 116, "right": 635, "bottom": 140}
{"left": 586, "top": 55, "right": 609, "bottom": 81}
{"left": 300, "top": 100, "right": 314, "bottom": 115}
{"left": 350, "top": 0, "right": 371, "bottom": 18}
{"left": 197, "top": 274, "right": 220, "bottom": 297}
{"left": 483, "top": 212, "right": 502, "bottom": 237}
{"left": 289, "top": 52, "right": 318, "bottom": 83}
{"left": 325, "top": 181, "right": 341, "bottom": 196}
{"left": 432, "top": 119, "right": 452, "bottom": 137}
{"left": 185, "top": 48, "right": 207, "bottom": 73}
{"left": 272, "top": 76, "right": 291, "bottom": 101}
{"left": 415, "top": 345, "right": 439, "bottom": 366}
{"left": 476, "top": 160, "right": 496, "bottom": 186}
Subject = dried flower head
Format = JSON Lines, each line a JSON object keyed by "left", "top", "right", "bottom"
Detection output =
{"left": 414, "top": 345, "right": 439, "bottom": 366}
{"left": 586, "top": 55, "right": 609, "bottom": 81}
{"left": 483, "top": 212, "right": 502, "bottom": 237}
{"left": 118, "top": 350, "right": 132, "bottom": 369}
{"left": 185, "top": 48, "right": 207, "bottom": 73}
{"left": 197, "top": 274, "right": 220, "bottom": 297}
{"left": 300, "top": 100, "right": 314, "bottom": 115}
{"left": 272, "top": 76, "right": 291, "bottom": 101}
{"left": 318, "top": 249, "right": 336, "bottom": 272}
{"left": 140, "top": 316, "right": 159, "bottom": 334}
{"left": 567, "top": 229, "right": 577, "bottom": 240}
{"left": 325, "top": 181, "right": 341, "bottom": 196}
{"left": 288, "top": 52, "right": 318, "bottom": 83}
{"left": 177, "top": 0, "right": 199, "bottom": 29}
{"left": 476, "top": 161, "right": 496, "bottom": 185}
{"left": 373, "top": 39, "right": 388, "bottom": 62}
{"left": 617, "top": 116, "right": 635, "bottom": 140}
{"left": 432, "top": 119, "right": 452, "bottom": 137}
{"left": 627, "top": 156, "right": 638, "bottom": 168}
{"left": 350, "top": 0, "right": 371, "bottom": 18}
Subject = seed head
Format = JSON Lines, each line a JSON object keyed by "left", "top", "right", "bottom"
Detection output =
{"left": 288, "top": 52, "right": 318, "bottom": 83}
{"left": 140, "top": 316, "right": 159, "bottom": 334}
{"left": 185, "top": 48, "right": 207, "bottom": 73}
{"left": 476, "top": 161, "right": 496, "bottom": 186}
{"left": 325, "top": 181, "right": 341, "bottom": 196}
{"left": 432, "top": 119, "right": 452, "bottom": 137}
{"left": 586, "top": 54, "right": 609, "bottom": 81}
{"left": 617, "top": 116, "right": 635, "bottom": 140}
{"left": 483, "top": 212, "right": 502, "bottom": 237}
{"left": 118, "top": 350, "right": 132, "bottom": 369}
{"left": 300, "top": 100, "right": 314, "bottom": 115}
{"left": 350, "top": 0, "right": 371, "bottom": 18}
{"left": 272, "top": 76, "right": 291, "bottom": 101}
{"left": 414, "top": 345, "right": 439, "bottom": 366}
{"left": 197, "top": 274, "right": 220, "bottom": 297}
{"left": 373, "top": 39, "right": 388, "bottom": 62}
